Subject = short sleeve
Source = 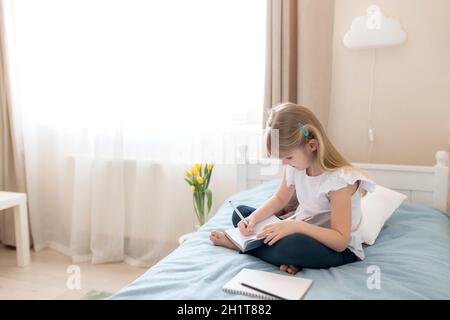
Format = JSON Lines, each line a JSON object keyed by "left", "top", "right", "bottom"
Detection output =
{"left": 317, "top": 169, "right": 376, "bottom": 196}
{"left": 285, "top": 165, "right": 296, "bottom": 187}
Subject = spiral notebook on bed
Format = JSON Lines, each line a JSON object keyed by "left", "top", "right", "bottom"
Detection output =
{"left": 222, "top": 268, "right": 313, "bottom": 300}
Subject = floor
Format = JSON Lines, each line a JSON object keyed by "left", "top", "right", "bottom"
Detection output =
{"left": 0, "top": 245, "right": 150, "bottom": 299}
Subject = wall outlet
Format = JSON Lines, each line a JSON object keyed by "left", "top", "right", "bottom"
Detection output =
{"left": 368, "top": 128, "right": 375, "bottom": 142}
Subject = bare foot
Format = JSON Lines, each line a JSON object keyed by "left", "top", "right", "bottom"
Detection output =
{"left": 280, "top": 264, "right": 300, "bottom": 275}
{"left": 210, "top": 230, "right": 239, "bottom": 251}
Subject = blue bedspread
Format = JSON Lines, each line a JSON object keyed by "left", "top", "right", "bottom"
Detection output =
{"left": 110, "top": 179, "right": 450, "bottom": 299}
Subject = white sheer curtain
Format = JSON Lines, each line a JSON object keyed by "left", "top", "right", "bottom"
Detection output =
{"left": 2, "top": 0, "right": 266, "bottom": 266}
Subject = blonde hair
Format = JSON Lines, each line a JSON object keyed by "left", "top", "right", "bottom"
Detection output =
{"left": 266, "top": 102, "right": 368, "bottom": 196}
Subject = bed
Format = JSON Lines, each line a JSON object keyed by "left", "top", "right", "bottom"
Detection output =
{"left": 110, "top": 148, "right": 450, "bottom": 299}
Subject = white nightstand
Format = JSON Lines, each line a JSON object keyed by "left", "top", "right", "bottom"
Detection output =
{"left": 0, "top": 192, "right": 31, "bottom": 267}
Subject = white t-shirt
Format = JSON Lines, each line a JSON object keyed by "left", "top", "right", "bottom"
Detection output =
{"left": 285, "top": 165, "right": 376, "bottom": 260}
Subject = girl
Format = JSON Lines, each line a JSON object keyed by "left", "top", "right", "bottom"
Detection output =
{"left": 210, "top": 103, "right": 375, "bottom": 274}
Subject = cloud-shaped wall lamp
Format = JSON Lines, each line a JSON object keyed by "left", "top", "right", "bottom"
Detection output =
{"left": 344, "top": 5, "right": 406, "bottom": 49}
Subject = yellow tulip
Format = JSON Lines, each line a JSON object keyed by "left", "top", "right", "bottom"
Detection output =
{"left": 195, "top": 163, "right": 201, "bottom": 173}
{"left": 190, "top": 185, "right": 196, "bottom": 191}
{"left": 207, "top": 163, "right": 213, "bottom": 171}
{"left": 197, "top": 177, "right": 204, "bottom": 184}
{"left": 192, "top": 165, "right": 199, "bottom": 176}
{"left": 185, "top": 170, "right": 192, "bottom": 177}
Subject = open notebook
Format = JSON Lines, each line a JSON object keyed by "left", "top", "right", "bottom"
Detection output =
{"left": 223, "top": 211, "right": 329, "bottom": 253}
{"left": 223, "top": 215, "right": 280, "bottom": 252}
{"left": 223, "top": 268, "right": 313, "bottom": 300}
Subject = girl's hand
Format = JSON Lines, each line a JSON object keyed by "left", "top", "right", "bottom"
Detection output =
{"left": 256, "top": 220, "right": 301, "bottom": 246}
{"left": 238, "top": 215, "right": 256, "bottom": 236}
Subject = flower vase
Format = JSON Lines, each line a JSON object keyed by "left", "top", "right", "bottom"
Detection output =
{"left": 193, "top": 190, "right": 207, "bottom": 229}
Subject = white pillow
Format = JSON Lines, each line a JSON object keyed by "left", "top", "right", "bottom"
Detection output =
{"left": 360, "top": 185, "right": 407, "bottom": 245}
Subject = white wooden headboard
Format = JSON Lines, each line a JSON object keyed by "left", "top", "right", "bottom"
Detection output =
{"left": 236, "top": 146, "right": 449, "bottom": 212}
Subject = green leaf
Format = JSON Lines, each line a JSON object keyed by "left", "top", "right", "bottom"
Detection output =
{"left": 193, "top": 194, "right": 201, "bottom": 222}
{"left": 206, "top": 189, "right": 212, "bottom": 213}
{"left": 205, "top": 167, "right": 213, "bottom": 189}
{"left": 184, "top": 177, "right": 192, "bottom": 185}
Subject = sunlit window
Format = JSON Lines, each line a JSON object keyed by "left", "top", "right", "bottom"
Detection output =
{"left": 8, "top": 0, "right": 266, "bottom": 140}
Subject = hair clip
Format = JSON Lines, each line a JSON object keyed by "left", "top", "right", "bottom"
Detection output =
{"left": 298, "top": 122, "right": 309, "bottom": 137}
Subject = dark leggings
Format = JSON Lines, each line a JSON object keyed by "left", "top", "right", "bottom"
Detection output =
{"left": 232, "top": 205, "right": 359, "bottom": 269}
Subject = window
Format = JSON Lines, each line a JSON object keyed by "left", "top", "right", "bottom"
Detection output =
{"left": 6, "top": 0, "right": 266, "bottom": 140}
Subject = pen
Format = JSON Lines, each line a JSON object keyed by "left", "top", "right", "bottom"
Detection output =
{"left": 240, "top": 282, "right": 287, "bottom": 300}
{"left": 228, "top": 201, "right": 249, "bottom": 227}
